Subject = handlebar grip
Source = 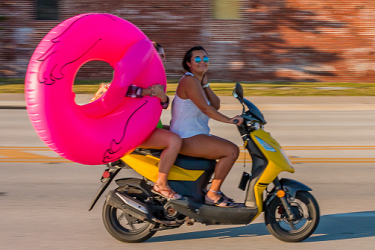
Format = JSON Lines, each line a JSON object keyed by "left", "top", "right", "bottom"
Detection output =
{"left": 233, "top": 119, "right": 239, "bottom": 124}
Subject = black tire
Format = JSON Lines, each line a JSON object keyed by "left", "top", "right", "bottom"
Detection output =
{"left": 265, "top": 191, "right": 320, "bottom": 242}
{"left": 102, "top": 187, "right": 158, "bottom": 243}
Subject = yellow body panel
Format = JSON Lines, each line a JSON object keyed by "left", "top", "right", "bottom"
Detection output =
{"left": 250, "top": 129, "right": 295, "bottom": 220}
{"left": 121, "top": 154, "right": 205, "bottom": 182}
{"left": 121, "top": 129, "right": 292, "bottom": 221}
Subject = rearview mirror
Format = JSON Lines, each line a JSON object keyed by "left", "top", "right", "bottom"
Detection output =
{"left": 233, "top": 82, "right": 244, "bottom": 103}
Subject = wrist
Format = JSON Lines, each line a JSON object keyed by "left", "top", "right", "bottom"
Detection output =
{"left": 142, "top": 88, "right": 152, "bottom": 96}
{"left": 160, "top": 96, "right": 168, "bottom": 103}
{"left": 202, "top": 83, "right": 210, "bottom": 88}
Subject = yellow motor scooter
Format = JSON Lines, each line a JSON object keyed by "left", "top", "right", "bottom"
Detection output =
{"left": 89, "top": 83, "right": 320, "bottom": 243}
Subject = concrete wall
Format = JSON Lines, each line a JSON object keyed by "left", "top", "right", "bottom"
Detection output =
{"left": 1, "top": 0, "right": 375, "bottom": 82}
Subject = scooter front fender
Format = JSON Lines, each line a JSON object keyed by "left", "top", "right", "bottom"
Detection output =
{"left": 265, "top": 178, "right": 312, "bottom": 208}
{"left": 280, "top": 178, "right": 312, "bottom": 198}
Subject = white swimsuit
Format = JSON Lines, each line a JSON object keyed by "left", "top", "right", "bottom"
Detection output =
{"left": 170, "top": 73, "right": 210, "bottom": 139}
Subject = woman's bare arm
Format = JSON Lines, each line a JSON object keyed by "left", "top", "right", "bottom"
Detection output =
{"left": 201, "top": 74, "right": 220, "bottom": 110}
{"left": 179, "top": 76, "right": 232, "bottom": 123}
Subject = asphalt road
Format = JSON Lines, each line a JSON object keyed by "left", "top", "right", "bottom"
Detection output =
{"left": 1, "top": 109, "right": 375, "bottom": 250}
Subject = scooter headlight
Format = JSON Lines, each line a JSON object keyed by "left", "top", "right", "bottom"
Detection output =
{"left": 253, "top": 122, "right": 260, "bottom": 130}
{"left": 255, "top": 136, "right": 276, "bottom": 152}
{"left": 247, "top": 121, "right": 261, "bottom": 130}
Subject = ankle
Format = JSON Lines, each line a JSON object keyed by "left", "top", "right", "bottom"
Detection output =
{"left": 209, "top": 189, "right": 221, "bottom": 194}
{"left": 207, "top": 190, "right": 220, "bottom": 198}
{"left": 156, "top": 183, "right": 166, "bottom": 187}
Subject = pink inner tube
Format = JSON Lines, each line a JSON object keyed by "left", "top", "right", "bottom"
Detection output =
{"left": 25, "top": 13, "right": 166, "bottom": 165}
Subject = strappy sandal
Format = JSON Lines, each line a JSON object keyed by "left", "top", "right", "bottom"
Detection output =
{"left": 220, "top": 192, "right": 235, "bottom": 203}
{"left": 152, "top": 184, "right": 182, "bottom": 200}
{"left": 205, "top": 194, "right": 236, "bottom": 208}
{"left": 206, "top": 189, "right": 235, "bottom": 203}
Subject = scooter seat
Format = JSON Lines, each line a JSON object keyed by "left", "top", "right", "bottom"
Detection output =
{"left": 134, "top": 148, "right": 216, "bottom": 171}
{"left": 133, "top": 148, "right": 216, "bottom": 203}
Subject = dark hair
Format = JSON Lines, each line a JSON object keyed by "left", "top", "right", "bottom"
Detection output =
{"left": 152, "top": 41, "right": 163, "bottom": 54}
{"left": 182, "top": 46, "right": 208, "bottom": 72}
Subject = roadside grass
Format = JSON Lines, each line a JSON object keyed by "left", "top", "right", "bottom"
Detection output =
{"left": 1, "top": 78, "right": 375, "bottom": 96}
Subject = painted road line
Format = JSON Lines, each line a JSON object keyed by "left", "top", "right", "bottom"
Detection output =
{"left": 0, "top": 146, "right": 51, "bottom": 149}
{"left": 0, "top": 160, "right": 71, "bottom": 163}
{"left": 282, "top": 146, "right": 375, "bottom": 150}
{"left": 0, "top": 149, "right": 59, "bottom": 159}
{"left": 237, "top": 158, "right": 375, "bottom": 164}
{"left": 6, "top": 158, "right": 375, "bottom": 164}
{"left": 2, "top": 146, "right": 375, "bottom": 164}
{"left": 289, "top": 159, "right": 375, "bottom": 163}
{"left": 0, "top": 147, "right": 68, "bottom": 163}
{"left": 239, "top": 146, "right": 375, "bottom": 150}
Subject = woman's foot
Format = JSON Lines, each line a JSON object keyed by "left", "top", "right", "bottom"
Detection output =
{"left": 203, "top": 189, "right": 235, "bottom": 203}
{"left": 205, "top": 194, "right": 236, "bottom": 207}
{"left": 152, "top": 184, "right": 182, "bottom": 200}
{"left": 220, "top": 191, "right": 235, "bottom": 203}
{"left": 205, "top": 189, "right": 236, "bottom": 207}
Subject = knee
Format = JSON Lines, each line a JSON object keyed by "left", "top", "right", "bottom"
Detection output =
{"left": 227, "top": 144, "right": 240, "bottom": 160}
{"left": 167, "top": 133, "right": 182, "bottom": 150}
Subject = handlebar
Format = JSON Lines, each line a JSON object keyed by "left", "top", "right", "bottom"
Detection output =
{"left": 233, "top": 119, "right": 239, "bottom": 124}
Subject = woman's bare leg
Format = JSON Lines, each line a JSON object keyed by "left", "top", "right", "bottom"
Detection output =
{"left": 139, "top": 129, "right": 182, "bottom": 196}
{"left": 179, "top": 134, "right": 239, "bottom": 204}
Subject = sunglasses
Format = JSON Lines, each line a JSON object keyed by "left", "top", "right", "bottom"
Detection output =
{"left": 194, "top": 56, "right": 210, "bottom": 63}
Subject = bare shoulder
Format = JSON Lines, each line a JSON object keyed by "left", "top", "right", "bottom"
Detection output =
{"left": 177, "top": 75, "right": 201, "bottom": 99}
{"left": 179, "top": 75, "right": 200, "bottom": 88}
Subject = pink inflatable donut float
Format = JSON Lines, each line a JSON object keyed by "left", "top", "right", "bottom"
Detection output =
{"left": 25, "top": 13, "right": 166, "bottom": 165}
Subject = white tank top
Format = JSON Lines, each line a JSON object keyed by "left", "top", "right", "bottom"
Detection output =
{"left": 170, "top": 73, "right": 210, "bottom": 138}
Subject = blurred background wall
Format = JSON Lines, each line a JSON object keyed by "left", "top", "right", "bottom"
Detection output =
{"left": 0, "top": 0, "right": 375, "bottom": 82}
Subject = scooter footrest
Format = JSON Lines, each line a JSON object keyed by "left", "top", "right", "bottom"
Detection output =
{"left": 167, "top": 198, "right": 258, "bottom": 225}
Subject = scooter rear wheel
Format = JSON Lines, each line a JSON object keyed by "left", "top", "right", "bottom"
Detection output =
{"left": 102, "top": 186, "right": 158, "bottom": 243}
{"left": 265, "top": 191, "right": 320, "bottom": 242}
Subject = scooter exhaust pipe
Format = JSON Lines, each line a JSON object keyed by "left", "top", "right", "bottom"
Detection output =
{"left": 105, "top": 190, "right": 149, "bottom": 221}
{"left": 106, "top": 190, "right": 185, "bottom": 226}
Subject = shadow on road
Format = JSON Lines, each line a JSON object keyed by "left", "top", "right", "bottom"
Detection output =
{"left": 149, "top": 211, "right": 375, "bottom": 243}
{"left": 306, "top": 211, "right": 375, "bottom": 242}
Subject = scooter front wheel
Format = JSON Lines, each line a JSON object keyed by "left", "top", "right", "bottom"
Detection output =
{"left": 265, "top": 191, "right": 320, "bottom": 242}
{"left": 102, "top": 186, "right": 158, "bottom": 243}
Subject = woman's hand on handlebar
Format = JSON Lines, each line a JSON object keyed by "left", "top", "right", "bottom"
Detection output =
{"left": 229, "top": 115, "right": 244, "bottom": 125}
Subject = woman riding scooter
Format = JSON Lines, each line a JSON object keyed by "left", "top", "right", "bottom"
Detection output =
{"left": 170, "top": 46, "right": 244, "bottom": 207}
{"left": 91, "top": 42, "right": 182, "bottom": 200}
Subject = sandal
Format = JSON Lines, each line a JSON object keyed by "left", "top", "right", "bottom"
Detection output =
{"left": 220, "top": 192, "right": 235, "bottom": 203}
{"left": 205, "top": 194, "right": 236, "bottom": 208}
{"left": 206, "top": 189, "right": 235, "bottom": 203}
{"left": 152, "top": 184, "right": 182, "bottom": 200}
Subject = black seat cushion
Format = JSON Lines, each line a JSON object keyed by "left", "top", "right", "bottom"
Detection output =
{"left": 133, "top": 148, "right": 216, "bottom": 171}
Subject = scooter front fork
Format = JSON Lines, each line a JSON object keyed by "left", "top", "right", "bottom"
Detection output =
{"left": 273, "top": 178, "right": 297, "bottom": 229}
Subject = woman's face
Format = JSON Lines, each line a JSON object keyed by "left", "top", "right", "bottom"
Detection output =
{"left": 157, "top": 48, "right": 166, "bottom": 63}
{"left": 187, "top": 50, "right": 209, "bottom": 74}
